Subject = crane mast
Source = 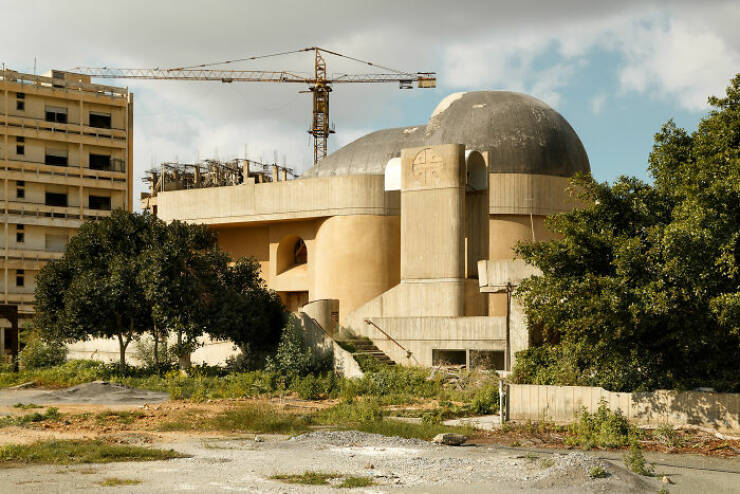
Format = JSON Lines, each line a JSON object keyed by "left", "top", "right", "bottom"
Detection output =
{"left": 74, "top": 47, "right": 436, "bottom": 164}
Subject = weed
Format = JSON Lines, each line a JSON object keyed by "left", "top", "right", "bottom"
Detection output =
{"left": 95, "top": 410, "right": 145, "bottom": 425}
{"left": 657, "top": 487, "right": 669, "bottom": 494}
{"left": 338, "top": 476, "right": 374, "bottom": 488}
{"left": 99, "top": 478, "right": 142, "bottom": 487}
{"left": 0, "top": 440, "right": 186, "bottom": 465}
{"left": 471, "top": 386, "right": 499, "bottom": 415}
{"left": 12, "top": 403, "right": 41, "bottom": 409}
{"left": 623, "top": 442, "right": 654, "bottom": 476}
{"left": 0, "top": 407, "right": 61, "bottom": 428}
{"left": 654, "top": 423, "right": 682, "bottom": 449}
{"left": 589, "top": 465, "right": 609, "bottom": 478}
{"left": 271, "top": 471, "right": 336, "bottom": 485}
{"left": 566, "top": 401, "right": 634, "bottom": 450}
{"left": 210, "top": 406, "right": 310, "bottom": 435}
{"left": 538, "top": 458, "right": 555, "bottom": 468}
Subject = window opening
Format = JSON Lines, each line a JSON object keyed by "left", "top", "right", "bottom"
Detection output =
{"left": 45, "top": 148, "right": 68, "bottom": 166}
{"left": 88, "top": 195, "right": 111, "bottom": 210}
{"left": 15, "top": 270, "right": 24, "bottom": 287}
{"left": 45, "top": 192, "right": 68, "bottom": 207}
{"left": 89, "top": 112, "right": 112, "bottom": 129}
{"left": 89, "top": 153, "right": 112, "bottom": 171}
{"left": 45, "top": 106, "right": 67, "bottom": 124}
{"left": 294, "top": 238, "right": 307, "bottom": 265}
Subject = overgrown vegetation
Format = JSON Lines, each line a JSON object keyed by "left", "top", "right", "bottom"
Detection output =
{"left": 17, "top": 330, "right": 66, "bottom": 370}
{"left": 513, "top": 74, "right": 740, "bottom": 392}
{"left": 565, "top": 401, "right": 636, "bottom": 450}
{"left": 0, "top": 440, "right": 185, "bottom": 465}
{"left": 588, "top": 465, "right": 609, "bottom": 479}
{"left": 0, "top": 407, "right": 61, "bottom": 427}
{"left": 99, "top": 478, "right": 142, "bottom": 487}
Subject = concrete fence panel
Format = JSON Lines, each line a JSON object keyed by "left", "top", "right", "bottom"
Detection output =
{"left": 508, "top": 384, "right": 740, "bottom": 433}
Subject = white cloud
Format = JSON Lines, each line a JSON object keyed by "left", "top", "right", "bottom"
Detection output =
{"left": 591, "top": 94, "right": 607, "bottom": 115}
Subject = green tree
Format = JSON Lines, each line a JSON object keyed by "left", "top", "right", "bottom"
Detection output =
{"left": 513, "top": 75, "right": 740, "bottom": 392}
{"left": 209, "top": 257, "right": 286, "bottom": 368}
{"left": 34, "top": 210, "right": 154, "bottom": 370}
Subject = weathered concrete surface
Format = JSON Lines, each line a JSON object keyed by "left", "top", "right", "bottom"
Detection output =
{"left": 509, "top": 384, "right": 740, "bottom": 433}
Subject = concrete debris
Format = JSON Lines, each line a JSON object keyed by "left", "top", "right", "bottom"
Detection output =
{"left": 431, "top": 433, "right": 468, "bottom": 446}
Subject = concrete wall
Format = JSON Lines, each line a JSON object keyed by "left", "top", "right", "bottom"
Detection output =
{"left": 508, "top": 384, "right": 740, "bottom": 433}
{"left": 156, "top": 174, "right": 396, "bottom": 225}
{"left": 349, "top": 316, "right": 507, "bottom": 367}
{"left": 314, "top": 215, "right": 400, "bottom": 322}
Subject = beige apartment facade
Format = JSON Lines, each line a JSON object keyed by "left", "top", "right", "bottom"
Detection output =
{"left": 0, "top": 68, "right": 133, "bottom": 359}
{"left": 139, "top": 91, "right": 589, "bottom": 371}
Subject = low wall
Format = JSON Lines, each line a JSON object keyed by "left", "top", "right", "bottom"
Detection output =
{"left": 508, "top": 384, "right": 740, "bottom": 433}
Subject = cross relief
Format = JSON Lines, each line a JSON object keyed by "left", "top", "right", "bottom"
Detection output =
{"left": 411, "top": 148, "right": 443, "bottom": 186}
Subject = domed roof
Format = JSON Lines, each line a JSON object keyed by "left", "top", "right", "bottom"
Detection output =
{"left": 301, "top": 91, "right": 590, "bottom": 178}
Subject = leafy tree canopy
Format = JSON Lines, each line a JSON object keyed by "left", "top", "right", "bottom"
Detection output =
{"left": 513, "top": 74, "right": 740, "bottom": 392}
{"left": 35, "top": 210, "right": 285, "bottom": 369}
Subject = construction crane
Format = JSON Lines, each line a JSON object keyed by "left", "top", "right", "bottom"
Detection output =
{"left": 74, "top": 47, "right": 436, "bottom": 165}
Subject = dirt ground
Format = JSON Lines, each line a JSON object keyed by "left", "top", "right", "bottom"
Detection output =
{"left": 0, "top": 385, "right": 739, "bottom": 493}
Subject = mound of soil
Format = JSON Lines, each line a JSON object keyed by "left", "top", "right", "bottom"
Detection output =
{"left": 39, "top": 381, "right": 169, "bottom": 405}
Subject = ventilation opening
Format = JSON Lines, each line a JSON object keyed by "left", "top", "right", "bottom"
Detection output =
{"left": 432, "top": 349, "right": 466, "bottom": 367}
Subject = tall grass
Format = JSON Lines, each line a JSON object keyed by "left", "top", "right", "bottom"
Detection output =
{"left": 0, "top": 440, "right": 186, "bottom": 465}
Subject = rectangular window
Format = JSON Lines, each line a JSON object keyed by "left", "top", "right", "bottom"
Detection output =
{"left": 16, "top": 145, "right": 24, "bottom": 155}
{"left": 16, "top": 181, "right": 25, "bottom": 199}
{"left": 88, "top": 195, "right": 111, "bottom": 210}
{"left": 16, "top": 136, "right": 24, "bottom": 142}
{"left": 432, "top": 349, "right": 467, "bottom": 367}
{"left": 89, "top": 112, "right": 112, "bottom": 129}
{"left": 16, "top": 100, "right": 24, "bottom": 111}
{"left": 45, "top": 192, "right": 68, "bottom": 207}
{"left": 16, "top": 232, "right": 24, "bottom": 243}
{"left": 15, "top": 270, "right": 24, "bottom": 287}
{"left": 45, "top": 106, "right": 67, "bottom": 124}
{"left": 89, "top": 153, "right": 112, "bottom": 171}
{"left": 45, "top": 148, "right": 68, "bottom": 166}
{"left": 16, "top": 92, "right": 25, "bottom": 99}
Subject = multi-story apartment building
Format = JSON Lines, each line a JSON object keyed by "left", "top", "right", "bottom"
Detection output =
{"left": 0, "top": 68, "right": 133, "bottom": 356}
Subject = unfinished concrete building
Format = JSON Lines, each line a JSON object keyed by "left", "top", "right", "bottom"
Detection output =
{"left": 0, "top": 68, "right": 133, "bottom": 359}
{"left": 133, "top": 91, "right": 589, "bottom": 371}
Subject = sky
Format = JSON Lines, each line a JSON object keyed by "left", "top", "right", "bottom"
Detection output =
{"left": 1, "top": 0, "right": 739, "bottom": 205}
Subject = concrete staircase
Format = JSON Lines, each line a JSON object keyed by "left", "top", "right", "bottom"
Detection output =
{"left": 340, "top": 338, "right": 396, "bottom": 367}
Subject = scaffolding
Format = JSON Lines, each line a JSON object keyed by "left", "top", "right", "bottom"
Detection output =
{"left": 142, "top": 158, "right": 298, "bottom": 199}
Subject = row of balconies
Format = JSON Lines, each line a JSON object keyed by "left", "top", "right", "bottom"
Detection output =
{"left": 1, "top": 114, "right": 128, "bottom": 148}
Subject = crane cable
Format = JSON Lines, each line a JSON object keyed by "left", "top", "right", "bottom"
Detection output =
{"left": 168, "top": 46, "right": 411, "bottom": 75}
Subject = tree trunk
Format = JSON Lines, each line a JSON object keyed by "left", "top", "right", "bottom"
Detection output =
{"left": 176, "top": 331, "right": 191, "bottom": 370}
{"left": 116, "top": 333, "right": 127, "bottom": 371}
{"left": 153, "top": 324, "right": 160, "bottom": 368}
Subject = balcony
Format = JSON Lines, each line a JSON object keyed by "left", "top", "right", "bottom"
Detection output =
{"left": 0, "top": 114, "right": 127, "bottom": 148}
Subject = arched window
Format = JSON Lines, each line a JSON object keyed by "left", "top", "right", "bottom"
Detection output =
{"left": 293, "top": 238, "right": 307, "bottom": 265}
{"left": 277, "top": 235, "right": 308, "bottom": 274}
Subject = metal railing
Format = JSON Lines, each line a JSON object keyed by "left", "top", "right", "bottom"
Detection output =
{"left": 364, "top": 318, "right": 413, "bottom": 359}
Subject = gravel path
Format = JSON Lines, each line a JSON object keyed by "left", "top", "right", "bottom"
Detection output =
{"left": 0, "top": 430, "right": 696, "bottom": 493}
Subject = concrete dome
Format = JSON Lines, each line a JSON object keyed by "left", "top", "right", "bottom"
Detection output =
{"left": 301, "top": 90, "right": 590, "bottom": 178}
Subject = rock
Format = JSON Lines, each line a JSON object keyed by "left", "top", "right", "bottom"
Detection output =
{"left": 431, "top": 433, "right": 467, "bottom": 446}
{"left": 662, "top": 475, "right": 673, "bottom": 484}
{"left": 365, "top": 463, "right": 374, "bottom": 469}
{"left": 254, "top": 436, "right": 264, "bottom": 442}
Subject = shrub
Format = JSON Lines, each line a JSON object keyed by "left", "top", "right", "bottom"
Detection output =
{"left": 133, "top": 335, "right": 177, "bottom": 369}
{"left": 566, "top": 401, "right": 634, "bottom": 450}
{"left": 266, "top": 317, "right": 332, "bottom": 378}
{"left": 18, "top": 332, "right": 66, "bottom": 370}
{"left": 471, "top": 386, "right": 499, "bottom": 415}
{"left": 588, "top": 465, "right": 609, "bottom": 478}
{"left": 654, "top": 423, "right": 682, "bottom": 448}
{"left": 623, "top": 441, "right": 654, "bottom": 476}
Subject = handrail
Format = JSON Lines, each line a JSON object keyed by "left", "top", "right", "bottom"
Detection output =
{"left": 364, "top": 318, "right": 413, "bottom": 359}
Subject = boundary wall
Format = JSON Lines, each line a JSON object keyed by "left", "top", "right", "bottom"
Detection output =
{"left": 508, "top": 384, "right": 740, "bottom": 433}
